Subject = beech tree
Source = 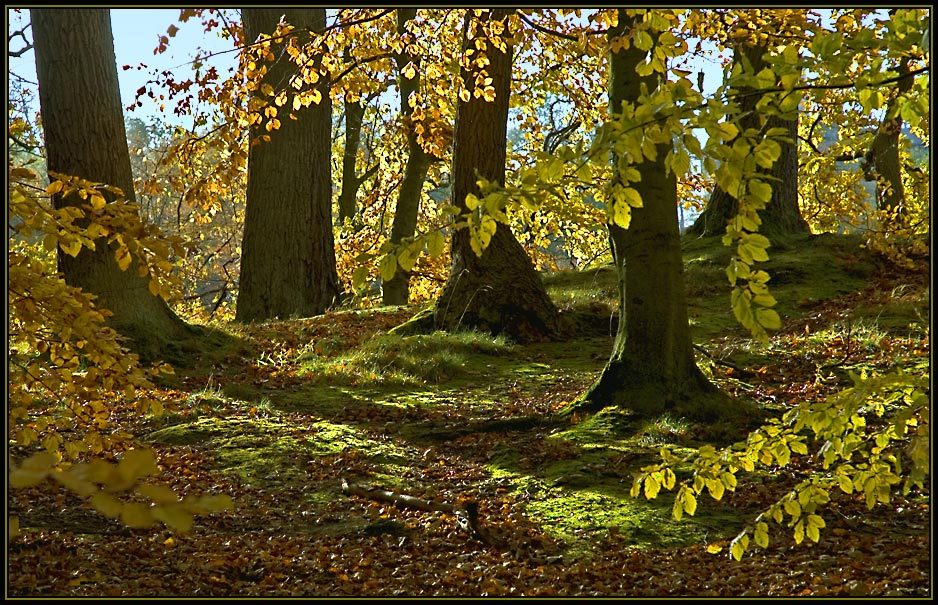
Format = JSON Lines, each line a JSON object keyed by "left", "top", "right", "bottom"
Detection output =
{"left": 382, "top": 8, "right": 442, "bottom": 305}
{"left": 688, "top": 35, "right": 809, "bottom": 237}
{"left": 236, "top": 8, "right": 342, "bottom": 322}
{"left": 571, "top": 10, "right": 738, "bottom": 419}
{"left": 432, "top": 9, "right": 560, "bottom": 342}
{"left": 31, "top": 8, "right": 196, "bottom": 359}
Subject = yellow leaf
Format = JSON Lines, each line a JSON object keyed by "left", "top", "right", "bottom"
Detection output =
{"left": 60, "top": 238, "right": 83, "bottom": 257}
{"left": 643, "top": 474, "right": 660, "bottom": 499}
{"left": 136, "top": 483, "right": 180, "bottom": 505}
{"left": 378, "top": 253, "right": 397, "bottom": 282}
{"left": 115, "top": 246, "right": 132, "bottom": 271}
{"left": 708, "top": 478, "right": 725, "bottom": 501}
{"left": 352, "top": 265, "right": 368, "bottom": 290}
{"left": 706, "top": 542, "right": 723, "bottom": 554}
{"left": 43, "top": 233, "right": 58, "bottom": 252}
{"left": 426, "top": 230, "right": 445, "bottom": 258}
{"left": 683, "top": 491, "right": 697, "bottom": 515}
{"left": 121, "top": 502, "right": 154, "bottom": 529}
{"left": 117, "top": 449, "right": 158, "bottom": 485}
{"left": 152, "top": 505, "right": 194, "bottom": 533}
{"left": 9, "top": 467, "right": 49, "bottom": 488}
{"left": 91, "top": 492, "right": 124, "bottom": 518}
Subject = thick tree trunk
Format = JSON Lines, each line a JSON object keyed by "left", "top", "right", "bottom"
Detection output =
{"left": 236, "top": 9, "right": 342, "bottom": 322}
{"left": 383, "top": 8, "right": 437, "bottom": 306}
{"left": 433, "top": 9, "right": 559, "bottom": 342}
{"left": 688, "top": 42, "right": 809, "bottom": 238}
{"left": 575, "top": 11, "right": 734, "bottom": 420}
{"left": 31, "top": 8, "right": 194, "bottom": 359}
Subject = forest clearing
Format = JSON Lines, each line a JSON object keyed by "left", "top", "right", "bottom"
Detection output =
{"left": 8, "top": 8, "right": 929, "bottom": 598}
{"left": 9, "top": 233, "right": 930, "bottom": 597}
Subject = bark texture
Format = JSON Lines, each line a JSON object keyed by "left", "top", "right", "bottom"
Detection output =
{"left": 31, "top": 8, "right": 194, "bottom": 359}
{"left": 236, "top": 9, "right": 342, "bottom": 322}
{"left": 576, "top": 11, "right": 734, "bottom": 420}
{"left": 433, "top": 9, "right": 559, "bottom": 343}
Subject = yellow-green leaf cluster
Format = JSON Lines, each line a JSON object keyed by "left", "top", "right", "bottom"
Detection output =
{"left": 631, "top": 370, "right": 928, "bottom": 560}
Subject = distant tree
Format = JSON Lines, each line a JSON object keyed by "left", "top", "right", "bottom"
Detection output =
{"left": 382, "top": 8, "right": 442, "bottom": 306}
{"left": 862, "top": 55, "right": 913, "bottom": 221}
{"left": 433, "top": 9, "right": 560, "bottom": 342}
{"left": 688, "top": 37, "right": 809, "bottom": 238}
{"left": 336, "top": 46, "right": 381, "bottom": 227}
{"left": 236, "top": 8, "right": 342, "bottom": 322}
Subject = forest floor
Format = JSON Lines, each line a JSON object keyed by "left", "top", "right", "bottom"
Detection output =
{"left": 7, "top": 233, "right": 931, "bottom": 598}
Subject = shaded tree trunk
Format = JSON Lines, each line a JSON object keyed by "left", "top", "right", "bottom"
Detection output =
{"left": 383, "top": 8, "right": 438, "bottom": 306}
{"left": 574, "top": 11, "right": 737, "bottom": 421}
{"left": 433, "top": 9, "right": 559, "bottom": 343}
{"left": 31, "top": 8, "right": 194, "bottom": 359}
{"left": 337, "top": 95, "right": 367, "bottom": 225}
{"left": 236, "top": 9, "right": 342, "bottom": 322}
{"left": 864, "top": 56, "right": 912, "bottom": 221}
{"left": 688, "top": 42, "right": 809, "bottom": 238}
{"left": 337, "top": 45, "right": 381, "bottom": 227}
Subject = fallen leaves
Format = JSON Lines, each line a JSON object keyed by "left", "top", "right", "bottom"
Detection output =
{"left": 7, "top": 265, "right": 930, "bottom": 597}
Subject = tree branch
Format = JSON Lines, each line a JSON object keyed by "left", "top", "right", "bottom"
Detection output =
{"left": 515, "top": 11, "right": 608, "bottom": 42}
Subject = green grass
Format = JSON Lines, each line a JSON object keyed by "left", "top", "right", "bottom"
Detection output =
{"left": 298, "top": 330, "right": 515, "bottom": 385}
{"left": 133, "top": 231, "right": 927, "bottom": 562}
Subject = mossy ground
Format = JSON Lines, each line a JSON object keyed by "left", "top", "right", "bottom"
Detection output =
{"left": 24, "top": 233, "right": 928, "bottom": 572}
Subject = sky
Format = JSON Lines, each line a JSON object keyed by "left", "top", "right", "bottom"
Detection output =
{"left": 8, "top": 8, "right": 236, "bottom": 123}
{"left": 9, "top": 8, "right": 727, "bottom": 126}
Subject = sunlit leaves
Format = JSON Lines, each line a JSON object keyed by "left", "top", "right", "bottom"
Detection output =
{"left": 633, "top": 369, "right": 928, "bottom": 560}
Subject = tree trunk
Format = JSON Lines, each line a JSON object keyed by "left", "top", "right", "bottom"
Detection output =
{"left": 236, "top": 9, "right": 342, "bottom": 322}
{"left": 337, "top": 96, "right": 366, "bottom": 225}
{"left": 383, "top": 8, "right": 438, "bottom": 306}
{"left": 574, "top": 11, "right": 736, "bottom": 421}
{"left": 687, "top": 42, "right": 809, "bottom": 238}
{"left": 31, "top": 8, "right": 194, "bottom": 360}
{"left": 864, "top": 56, "right": 912, "bottom": 221}
{"left": 433, "top": 9, "right": 559, "bottom": 343}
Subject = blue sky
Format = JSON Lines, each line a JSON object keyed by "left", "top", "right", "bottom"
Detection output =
{"left": 8, "top": 8, "right": 235, "bottom": 122}
{"left": 9, "top": 8, "right": 728, "bottom": 123}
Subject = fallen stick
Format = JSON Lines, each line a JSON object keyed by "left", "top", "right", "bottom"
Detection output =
{"left": 340, "top": 478, "right": 491, "bottom": 544}
{"left": 341, "top": 478, "right": 456, "bottom": 513}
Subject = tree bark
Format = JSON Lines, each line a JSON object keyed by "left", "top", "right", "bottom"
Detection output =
{"left": 864, "top": 56, "right": 912, "bottom": 221}
{"left": 687, "top": 41, "right": 809, "bottom": 238}
{"left": 236, "top": 9, "right": 342, "bottom": 322}
{"left": 574, "top": 11, "right": 735, "bottom": 421}
{"left": 383, "top": 8, "right": 437, "bottom": 306}
{"left": 337, "top": 95, "right": 367, "bottom": 225}
{"left": 31, "top": 8, "right": 194, "bottom": 359}
{"left": 433, "top": 9, "right": 559, "bottom": 343}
